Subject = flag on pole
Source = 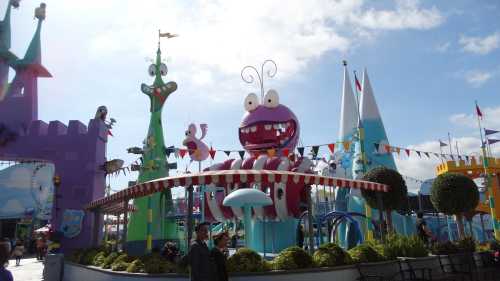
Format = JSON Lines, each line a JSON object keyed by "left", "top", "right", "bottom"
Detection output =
{"left": 476, "top": 104, "right": 483, "bottom": 118}
{"left": 439, "top": 140, "right": 448, "bottom": 147}
{"left": 485, "top": 129, "right": 499, "bottom": 136}
{"left": 354, "top": 72, "right": 362, "bottom": 92}
{"left": 488, "top": 139, "right": 500, "bottom": 145}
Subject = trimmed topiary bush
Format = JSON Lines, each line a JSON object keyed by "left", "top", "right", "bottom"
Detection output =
{"left": 92, "top": 251, "right": 109, "bottom": 267}
{"left": 431, "top": 173, "right": 479, "bottom": 238}
{"left": 361, "top": 167, "right": 408, "bottom": 233}
{"left": 313, "top": 243, "right": 351, "bottom": 267}
{"left": 382, "top": 234, "right": 428, "bottom": 260}
{"left": 227, "top": 248, "right": 264, "bottom": 272}
{"left": 102, "top": 252, "right": 120, "bottom": 269}
{"left": 273, "top": 246, "right": 313, "bottom": 270}
{"left": 111, "top": 261, "right": 129, "bottom": 271}
{"left": 348, "top": 243, "right": 385, "bottom": 263}
{"left": 126, "top": 259, "right": 145, "bottom": 273}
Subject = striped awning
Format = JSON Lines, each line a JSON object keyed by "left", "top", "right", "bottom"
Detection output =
{"left": 87, "top": 169, "right": 389, "bottom": 210}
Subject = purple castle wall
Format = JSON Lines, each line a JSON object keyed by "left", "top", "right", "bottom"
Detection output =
{"left": 0, "top": 118, "right": 108, "bottom": 252}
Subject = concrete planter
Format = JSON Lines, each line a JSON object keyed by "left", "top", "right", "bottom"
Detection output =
{"left": 63, "top": 261, "right": 359, "bottom": 281}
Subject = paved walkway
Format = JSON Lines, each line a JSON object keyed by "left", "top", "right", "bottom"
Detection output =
{"left": 7, "top": 257, "right": 44, "bottom": 281}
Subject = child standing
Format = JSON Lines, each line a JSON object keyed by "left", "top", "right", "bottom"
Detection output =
{"left": 0, "top": 242, "right": 13, "bottom": 281}
{"left": 13, "top": 240, "right": 24, "bottom": 266}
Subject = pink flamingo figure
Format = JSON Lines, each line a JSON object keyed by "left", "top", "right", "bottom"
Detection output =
{"left": 182, "top": 123, "right": 209, "bottom": 162}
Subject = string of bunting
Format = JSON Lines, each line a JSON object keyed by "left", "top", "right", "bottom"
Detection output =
{"left": 162, "top": 140, "right": 482, "bottom": 162}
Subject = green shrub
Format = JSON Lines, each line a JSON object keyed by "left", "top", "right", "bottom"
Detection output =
{"left": 273, "top": 246, "right": 313, "bottom": 270}
{"left": 431, "top": 241, "right": 459, "bottom": 255}
{"left": 313, "top": 243, "right": 351, "bottom": 267}
{"left": 111, "top": 261, "right": 129, "bottom": 271}
{"left": 126, "top": 259, "right": 145, "bottom": 273}
{"left": 456, "top": 237, "right": 476, "bottom": 253}
{"left": 227, "top": 248, "right": 264, "bottom": 272}
{"left": 92, "top": 251, "right": 109, "bottom": 267}
{"left": 262, "top": 260, "right": 273, "bottom": 272}
{"left": 141, "top": 253, "right": 175, "bottom": 274}
{"left": 68, "top": 249, "right": 84, "bottom": 263}
{"left": 81, "top": 248, "right": 100, "bottom": 265}
{"left": 348, "top": 244, "right": 385, "bottom": 263}
{"left": 102, "top": 252, "right": 120, "bottom": 269}
{"left": 381, "top": 235, "right": 428, "bottom": 259}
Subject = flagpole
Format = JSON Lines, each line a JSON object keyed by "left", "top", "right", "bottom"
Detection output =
{"left": 475, "top": 101, "right": 500, "bottom": 240}
{"left": 447, "top": 132, "right": 453, "bottom": 156}
{"left": 455, "top": 141, "right": 460, "bottom": 160}
{"left": 439, "top": 141, "right": 444, "bottom": 164}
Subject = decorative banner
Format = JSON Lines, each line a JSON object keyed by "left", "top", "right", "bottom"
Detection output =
{"left": 384, "top": 145, "right": 391, "bottom": 153}
{"left": 416, "top": 151, "right": 421, "bottom": 158}
{"left": 343, "top": 141, "right": 351, "bottom": 151}
{"left": 224, "top": 151, "right": 231, "bottom": 157}
{"left": 395, "top": 147, "right": 401, "bottom": 155}
{"left": 179, "top": 149, "right": 187, "bottom": 159}
{"left": 238, "top": 151, "right": 245, "bottom": 159}
{"left": 311, "top": 146, "right": 319, "bottom": 158}
{"left": 327, "top": 143, "right": 335, "bottom": 154}
{"left": 485, "top": 129, "right": 499, "bottom": 136}
{"left": 405, "top": 149, "right": 410, "bottom": 157}
{"left": 297, "top": 147, "right": 305, "bottom": 157}
{"left": 209, "top": 147, "right": 216, "bottom": 160}
{"left": 282, "top": 148, "right": 290, "bottom": 157}
{"left": 374, "top": 143, "right": 380, "bottom": 151}
{"left": 425, "top": 152, "right": 430, "bottom": 158}
{"left": 60, "top": 209, "right": 85, "bottom": 238}
{"left": 465, "top": 156, "right": 469, "bottom": 162}
{"left": 488, "top": 138, "right": 500, "bottom": 145}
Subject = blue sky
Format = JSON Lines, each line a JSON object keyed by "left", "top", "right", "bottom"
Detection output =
{"left": 6, "top": 0, "right": 500, "bottom": 192}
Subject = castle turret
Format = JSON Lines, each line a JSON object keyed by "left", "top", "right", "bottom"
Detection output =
{"left": 0, "top": 3, "right": 51, "bottom": 133}
{"left": 0, "top": 0, "right": 19, "bottom": 101}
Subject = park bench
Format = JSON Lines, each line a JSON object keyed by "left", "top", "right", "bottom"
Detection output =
{"left": 404, "top": 256, "right": 464, "bottom": 281}
{"left": 437, "top": 252, "right": 498, "bottom": 281}
{"left": 472, "top": 252, "right": 498, "bottom": 281}
{"left": 356, "top": 260, "right": 421, "bottom": 281}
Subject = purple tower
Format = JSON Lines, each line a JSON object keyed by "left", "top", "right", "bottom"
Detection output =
{"left": 0, "top": 2, "right": 107, "bottom": 252}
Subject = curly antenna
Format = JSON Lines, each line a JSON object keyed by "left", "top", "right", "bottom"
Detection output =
{"left": 241, "top": 60, "right": 277, "bottom": 100}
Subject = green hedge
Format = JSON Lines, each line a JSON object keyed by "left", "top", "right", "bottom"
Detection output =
{"left": 382, "top": 235, "right": 428, "bottom": 259}
{"left": 348, "top": 243, "right": 385, "bottom": 263}
{"left": 313, "top": 243, "right": 351, "bottom": 267}
{"left": 273, "top": 246, "right": 313, "bottom": 270}
{"left": 227, "top": 248, "right": 265, "bottom": 272}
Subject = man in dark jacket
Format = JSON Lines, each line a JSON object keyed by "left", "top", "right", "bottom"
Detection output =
{"left": 188, "top": 222, "right": 212, "bottom": 281}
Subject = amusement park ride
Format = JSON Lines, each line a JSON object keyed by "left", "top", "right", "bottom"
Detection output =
{"left": 1, "top": 0, "right": 497, "bottom": 256}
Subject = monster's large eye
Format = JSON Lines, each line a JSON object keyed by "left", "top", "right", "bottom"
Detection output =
{"left": 148, "top": 64, "right": 155, "bottom": 76}
{"left": 244, "top": 93, "right": 259, "bottom": 112}
{"left": 160, "top": 63, "right": 168, "bottom": 76}
{"left": 263, "top": 89, "right": 279, "bottom": 108}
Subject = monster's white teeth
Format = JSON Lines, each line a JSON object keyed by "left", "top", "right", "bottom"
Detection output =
{"left": 250, "top": 126, "right": 257, "bottom": 132}
{"left": 264, "top": 124, "right": 272, "bottom": 131}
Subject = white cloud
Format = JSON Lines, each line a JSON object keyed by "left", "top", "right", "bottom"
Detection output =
{"left": 459, "top": 32, "right": 500, "bottom": 55}
{"left": 435, "top": 42, "right": 450, "bottom": 53}
{"left": 1, "top": 199, "right": 25, "bottom": 214}
{"left": 353, "top": 0, "right": 444, "bottom": 30}
{"left": 464, "top": 70, "right": 493, "bottom": 87}
{"left": 450, "top": 105, "right": 500, "bottom": 129}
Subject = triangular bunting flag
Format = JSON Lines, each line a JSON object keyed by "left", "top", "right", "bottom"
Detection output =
{"left": 179, "top": 149, "right": 187, "bottom": 158}
{"left": 343, "top": 141, "right": 351, "bottom": 151}
{"left": 238, "top": 150, "right": 245, "bottom": 159}
{"left": 282, "top": 148, "right": 290, "bottom": 157}
{"left": 425, "top": 152, "right": 431, "bottom": 158}
{"left": 416, "top": 151, "right": 422, "bottom": 158}
{"left": 312, "top": 146, "right": 320, "bottom": 158}
{"left": 441, "top": 154, "right": 446, "bottom": 159}
{"left": 174, "top": 148, "right": 180, "bottom": 158}
{"left": 267, "top": 149, "right": 276, "bottom": 158}
{"left": 450, "top": 155, "right": 454, "bottom": 160}
{"left": 488, "top": 138, "right": 500, "bottom": 145}
{"left": 297, "top": 147, "right": 305, "bottom": 157}
{"left": 485, "top": 129, "right": 499, "bottom": 136}
{"left": 396, "top": 147, "right": 401, "bottom": 155}
{"left": 384, "top": 145, "right": 391, "bottom": 153}
{"left": 224, "top": 150, "right": 231, "bottom": 157}
{"left": 458, "top": 155, "right": 462, "bottom": 160}
{"left": 374, "top": 143, "right": 380, "bottom": 151}
{"left": 209, "top": 147, "right": 216, "bottom": 159}
{"left": 327, "top": 143, "right": 335, "bottom": 154}
{"left": 465, "top": 155, "right": 469, "bottom": 162}
{"left": 405, "top": 149, "right": 410, "bottom": 157}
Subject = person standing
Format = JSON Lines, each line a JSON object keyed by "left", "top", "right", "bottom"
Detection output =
{"left": 416, "top": 212, "right": 433, "bottom": 246}
{"left": 13, "top": 240, "right": 24, "bottom": 266}
{"left": 36, "top": 236, "right": 44, "bottom": 261}
{"left": 0, "top": 243, "right": 13, "bottom": 281}
{"left": 187, "top": 222, "right": 213, "bottom": 281}
{"left": 210, "top": 232, "right": 229, "bottom": 281}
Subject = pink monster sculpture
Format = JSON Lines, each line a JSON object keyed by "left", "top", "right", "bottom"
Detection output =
{"left": 182, "top": 123, "right": 209, "bottom": 162}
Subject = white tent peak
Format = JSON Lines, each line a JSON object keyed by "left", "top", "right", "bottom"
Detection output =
{"left": 360, "top": 68, "right": 382, "bottom": 120}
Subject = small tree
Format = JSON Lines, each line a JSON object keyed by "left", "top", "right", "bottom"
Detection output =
{"left": 430, "top": 173, "right": 479, "bottom": 239}
{"left": 361, "top": 167, "right": 408, "bottom": 233}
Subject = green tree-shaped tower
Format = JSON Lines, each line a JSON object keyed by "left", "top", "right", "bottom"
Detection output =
{"left": 127, "top": 45, "right": 177, "bottom": 253}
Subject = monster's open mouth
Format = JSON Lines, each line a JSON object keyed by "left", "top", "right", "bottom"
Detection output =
{"left": 239, "top": 120, "right": 297, "bottom": 151}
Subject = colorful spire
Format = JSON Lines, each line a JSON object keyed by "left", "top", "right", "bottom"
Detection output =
{"left": 11, "top": 3, "right": 51, "bottom": 77}
{"left": 339, "top": 62, "right": 358, "bottom": 143}
{"left": 0, "top": 1, "right": 12, "bottom": 52}
{"left": 355, "top": 68, "right": 396, "bottom": 172}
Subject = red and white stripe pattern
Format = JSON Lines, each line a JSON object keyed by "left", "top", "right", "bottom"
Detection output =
{"left": 87, "top": 169, "right": 389, "bottom": 209}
